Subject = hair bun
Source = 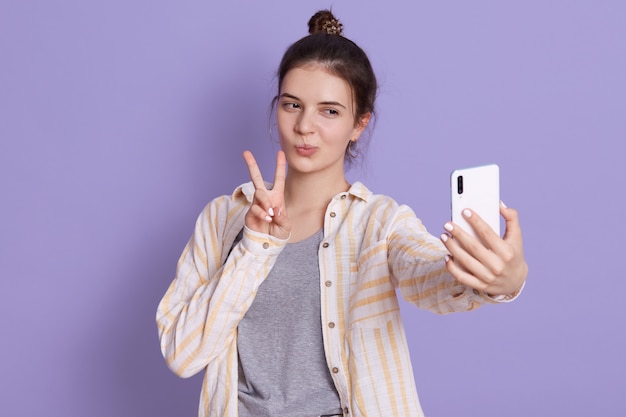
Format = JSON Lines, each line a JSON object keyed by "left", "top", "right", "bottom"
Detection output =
{"left": 308, "top": 10, "right": 343, "bottom": 36}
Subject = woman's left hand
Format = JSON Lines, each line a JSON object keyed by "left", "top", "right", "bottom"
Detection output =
{"left": 440, "top": 203, "right": 528, "bottom": 296}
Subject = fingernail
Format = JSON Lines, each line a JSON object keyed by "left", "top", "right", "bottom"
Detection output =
{"left": 441, "top": 233, "right": 449, "bottom": 242}
{"left": 268, "top": 207, "right": 274, "bottom": 217}
{"left": 444, "top": 222, "right": 453, "bottom": 232}
{"left": 445, "top": 254, "right": 450, "bottom": 263}
{"left": 500, "top": 200, "right": 507, "bottom": 208}
{"left": 265, "top": 215, "right": 272, "bottom": 222}
{"left": 463, "top": 209, "right": 472, "bottom": 218}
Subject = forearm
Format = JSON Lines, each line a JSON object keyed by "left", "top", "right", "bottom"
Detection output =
{"left": 387, "top": 206, "right": 495, "bottom": 314}
{"left": 156, "top": 227, "right": 286, "bottom": 377}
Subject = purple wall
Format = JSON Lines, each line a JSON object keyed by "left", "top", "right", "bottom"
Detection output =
{"left": 1, "top": 1, "right": 624, "bottom": 416}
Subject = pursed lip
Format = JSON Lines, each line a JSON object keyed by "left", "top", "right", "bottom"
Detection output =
{"left": 295, "top": 144, "right": 318, "bottom": 156}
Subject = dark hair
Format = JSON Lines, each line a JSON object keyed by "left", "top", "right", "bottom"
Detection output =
{"left": 275, "top": 10, "right": 378, "bottom": 163}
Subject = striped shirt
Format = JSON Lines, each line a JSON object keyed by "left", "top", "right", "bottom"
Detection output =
{"left": 156, "top": 181, "right": 513, "bottom": 417}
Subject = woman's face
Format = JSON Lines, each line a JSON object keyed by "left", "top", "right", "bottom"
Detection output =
{"left": 276, "top": 64, "right": 368, "bottom": 177}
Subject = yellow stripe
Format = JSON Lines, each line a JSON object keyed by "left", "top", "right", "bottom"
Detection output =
{"left": 357, "top": 328, "right": 383, "bottom": 413}
{"left": 348, "top": 307, "right": 400, "bottom": 326}
{"left": 387, "top": 320, "right": 411, "bottom": 415}
{"left": 351, "top": 289, "right": 396, "bottom": 311}
{"left": 375, "top": 327, "right": 399, "bottom": 416}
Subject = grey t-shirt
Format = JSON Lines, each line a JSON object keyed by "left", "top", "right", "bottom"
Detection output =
{"left": 237, "top": 229, "right": 342, "bottom": 417}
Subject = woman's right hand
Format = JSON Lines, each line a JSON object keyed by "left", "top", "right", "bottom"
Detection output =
{"left": 242, "top": 150, "right": 291, "bottom": 240}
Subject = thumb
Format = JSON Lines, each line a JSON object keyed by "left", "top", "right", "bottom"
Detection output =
{"left": 272, "top": 206, "right": 291, "bottom": 229}
{"left": 500, "top": 201, "right": 522, "bottom": 242}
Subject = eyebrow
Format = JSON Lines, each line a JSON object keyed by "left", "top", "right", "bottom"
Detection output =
{"left": 280, "top": 93, "right": 347, "bottom": 109}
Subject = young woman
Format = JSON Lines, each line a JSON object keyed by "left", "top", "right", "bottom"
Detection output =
{"left": 156, "top": 10, "right": 527, "bottom": 417}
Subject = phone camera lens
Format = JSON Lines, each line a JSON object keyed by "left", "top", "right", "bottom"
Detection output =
{"left": 457, "top": 176, "right": 463, "bottom": 194}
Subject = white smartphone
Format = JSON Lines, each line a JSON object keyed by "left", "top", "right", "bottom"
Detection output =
{"left": 450, "top": 164, "right": 500, "bottom": 238}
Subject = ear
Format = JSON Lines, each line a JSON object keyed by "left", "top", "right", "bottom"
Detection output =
{"left": 353, "top": 112, "right": 371, "bottom": 139}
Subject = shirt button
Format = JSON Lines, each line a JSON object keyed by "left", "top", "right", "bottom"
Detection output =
{"left": 328, "top": 322, "right": 335, "bottom": 328}
{"left": 332, "top": 367, "right": 339, "bottom": 373}
{"left": 325, "top": 280, "right": 332, "bottom": 287}
{"left": 262, "top": 242, "right": 269, "bottom": 249}
{"left": 322, "top": 242, "right": 329, "bottom": 248}
{"left": 341, "top": 194, "right": 347, "bottom": 199}
{"left": 329, "top": 212, "right": 336, "bottom": 218}
{"left": 344, "top": 407, "right": 349, "bottom": 414}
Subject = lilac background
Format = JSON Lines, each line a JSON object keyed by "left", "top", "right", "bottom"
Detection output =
{"left": 1, "top": 1, "right": 624, "bottom": 416}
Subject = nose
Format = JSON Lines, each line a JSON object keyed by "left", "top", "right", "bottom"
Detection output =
{"left": 295, "top": 110, "right": 315, "bottom": 135}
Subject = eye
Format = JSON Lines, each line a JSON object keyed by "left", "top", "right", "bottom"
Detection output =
{"left": 324, "top": 108, "right": 340, "bottom": 117}
{"left": 282, "top": 102, "right": 300, "bottom": 111}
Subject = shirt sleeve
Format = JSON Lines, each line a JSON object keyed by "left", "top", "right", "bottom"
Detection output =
{"left": 386, "top": 204, "right": 508, "bottom": 314}
{"left": 155, "top": 199, "right": 287, "bottom": 378}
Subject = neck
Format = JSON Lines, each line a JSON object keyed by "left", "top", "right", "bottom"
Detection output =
{"left": 284, "top": 169, "right": 350, "bottom": 211}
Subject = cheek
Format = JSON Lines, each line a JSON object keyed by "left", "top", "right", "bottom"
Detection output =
{"left": 276, "top": 111, "right": 293, "bottom": 133}
{"left": 326, "top": 124, "right": 358, "bottom": 143}
{"left": 276, "top": 116, "right": 293, "bottom": 146}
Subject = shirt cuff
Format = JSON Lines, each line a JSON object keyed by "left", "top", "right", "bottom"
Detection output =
{"left": 240, "top": 226, "right": 289, "bottom": 256}
{"left": 484, "top": 280, "right": 526, "bottom": 303}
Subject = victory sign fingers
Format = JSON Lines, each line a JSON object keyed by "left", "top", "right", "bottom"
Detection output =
{"left": 242, "top": 150, "right": 291, "bottom": 239}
